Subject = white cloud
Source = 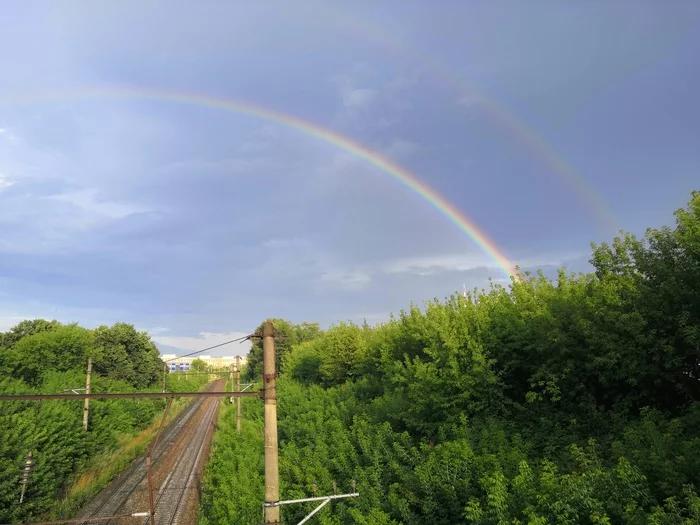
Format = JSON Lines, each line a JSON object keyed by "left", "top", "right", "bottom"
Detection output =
{"left": 316, "top": 151, "right": 356, "bottom": 177}
{"left": 0, "top": 128, "right": 18, "bottom": 141}
{"left": 343, "top": 311, "right": 391, "bottom": 324}
{"left": 240, "top": 140, "right": 269, "bottom": 153}
{"left": 379, "top": 251, "right": 586, "bottom": 276}
{"left": 312, "top": 151, "right": 363, "bottom": 195}
{"left": 160, "top": 156, "right": 282, "bottom": 176}
{"left": 309, "top": 250, "right": 511, "bottom": 293}
{"left": 342, "top": 88, "right": 376, "bottom": 108}
{"left": 141, "top": 326, "right": 170, "bottom": 336}
{"left": 317, "top": 269, "right": 372, "bottom": 290}
{"left": 153, "top": 331, "right": 252, "bottom": 356}
{"left": 46, "top": 188, "right": 146, "bottom": 220}
{"left": 262, "top": 237, "right": 310, "bottom": 249}
{"left": 0, "top": 301, "right": 128, "bottom": 332}
{"left": 0, "top": 171, "right": 14, "bottom": 188}
{"left": 0, "top": 315, "right": 33, "bottom": 332}
{"left": 382, "top": 253, "right": 495, "bottom": 275}
{"left": 329, "top": 65, "right": 416, "bottom": 132}
{"left": 374, "top": 116, "right": 401, "bottom": 129}
{"left": 383, "top": 139, "right": 420, "bottom": 160}
{"left": 458, "top": 94, "right": 481, "bottom": 108}
{"left": 514, "top": 252, "right": 587, "bottom": 269}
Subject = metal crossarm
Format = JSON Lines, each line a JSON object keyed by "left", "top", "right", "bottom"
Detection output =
{"left": 262, "top": 492, "right": 360, "bottom": 525}
{"left": 0, "top": 391, "right": 259, "bottom": 401}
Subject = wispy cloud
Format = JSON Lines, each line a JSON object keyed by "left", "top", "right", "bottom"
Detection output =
{"left": 0, "top": 172, "right": 14, "bottom": 188}
{"left": 457, "top": 95, "right": 480, "bottom": 108}
{"left": 0, "top": 300, "right": 129, "bottom": 332}
{"left": 261, "top": 237, "right": 311, "bottom": 249}
{"left": 139, "top": 326, "right": 171, "bottom": 336}
{"left": 317, "top": 269, "right": 372, "bottom": 290}
{"left": 382, "top": 253, "right": 495, "bottom": 275}
{"left": 382, "top": 251, "right": 587, "bottom": 276}
{"left": 46, "top": 189, "right": 147, "bottom": 220}
{"left": 383, "top": 139, "right": 420, "bottom": 161}
{"left": 159, "top": 156, "right": 283, "bottom": 176}
{"left": 329, "top": 64, "right": 413, "bottom": 132}
{"left": 0, "top": 128, "right": 18, "bottom": 141}
{"left": 342, "top": 88, "right": 376, "bottom": 109}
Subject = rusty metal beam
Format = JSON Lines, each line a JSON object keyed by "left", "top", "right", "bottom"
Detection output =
{"left": 3, "top": 512, "right": 151, "bottom": 525}
{"left": 0, "top": 391, "right": 260, "bottom": 401}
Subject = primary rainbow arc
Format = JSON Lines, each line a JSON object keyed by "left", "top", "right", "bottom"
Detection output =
{"left": 1, "top": 86, "right": 519, "bottom": 279}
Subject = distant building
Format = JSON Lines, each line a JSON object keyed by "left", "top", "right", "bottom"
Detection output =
{"left": 161, "top": 354, "right": 248, "bottom": 372}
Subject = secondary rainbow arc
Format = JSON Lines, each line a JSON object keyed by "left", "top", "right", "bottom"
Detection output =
{"left": 1, "top": 86, "right": 520, "bottom": 279}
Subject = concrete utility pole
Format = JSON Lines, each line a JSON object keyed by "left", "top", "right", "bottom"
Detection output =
{"left": 229, "top": 364, "right": 234, "bottom": 405}
{"left": 263, "top": 321, "right": 280, "bottom": 525}
{"left": 235, "top": 355, "right": 241, "bottom": 432}
{"left": 83, "top": 357, "right": 92, "bottom": 431}
{"left": 162, "top": 363, "right": 167, "bottom": 394}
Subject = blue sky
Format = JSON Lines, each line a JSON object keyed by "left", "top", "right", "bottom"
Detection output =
{"left": 1, "top": 1, "right": 698, "bottom": 355}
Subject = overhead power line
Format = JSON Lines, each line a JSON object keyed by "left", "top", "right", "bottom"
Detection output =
{"left": 161, "top": 334, "right": 252, "bottom": 363}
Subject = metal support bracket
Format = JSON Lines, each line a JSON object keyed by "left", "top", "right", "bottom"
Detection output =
{"left": 262, "top": 492, "right": 359, "bottom": 525}
{"left": 62, "top": 388, "right": 86, "bottom": 395}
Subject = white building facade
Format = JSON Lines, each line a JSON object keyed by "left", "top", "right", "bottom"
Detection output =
{"left": 161, "top": 354, "right": 248, "bottom": 372}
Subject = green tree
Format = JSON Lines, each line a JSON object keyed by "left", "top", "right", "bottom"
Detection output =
{"left": 0, "top": 319, "right": 62, "bottom": 348}
{"left": 244, "top": 318, "right": 323, "bottom": 381}
{"left": 92, "top": 323, "right": 163, "bottom": 388}
{"left": 1, "top": 325, "right": 93, "bottom": 385}
{"left": 199, "top": 192, "right": 700, "bottom": 524}
{"left": 190, "top": 358, "right": 209, "bottom": 374}
{"left": 0, "top": 319, "right": 202, "bottom": 523}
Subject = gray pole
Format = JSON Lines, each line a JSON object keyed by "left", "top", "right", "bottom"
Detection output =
{"left": 83, "top": 357, "right": 92, "bottom": 431}
{"left": 236, "top": 356, "right": 241, "bottom": 432}
{"left": 229, "top": 364, "right": 234, "bottom": 405}
{"left": 263, "top": 321, "right": 280, "bottom": 524}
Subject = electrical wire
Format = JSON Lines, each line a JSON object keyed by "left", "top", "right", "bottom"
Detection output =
{"left": 162, "top": 334, "right": 251, "bottom": 363}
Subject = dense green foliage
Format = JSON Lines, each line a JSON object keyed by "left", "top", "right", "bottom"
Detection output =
{"left": 0, "top": 321, "right": 202, "bottom": 523}
{"left": 244, "top": 319, "right": 323, "bottom": 381}
{"left": 200, "top": 397, "right": 265, "bottom": 524}
{"left": 201, "top": 191, "right": 700, "bottom": 524}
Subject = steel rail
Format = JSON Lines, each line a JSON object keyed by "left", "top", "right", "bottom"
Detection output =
{"left": 142, "top": 391, "right": 220, "bottom": 525}
{"left": 76, "top": 391, "right": 213, "bottom": 524}
{"left": 74, "top": 381, "right": 225, "bottom": 525}
{"left": 166, "top": 394, "right": 220, "bottom": 525}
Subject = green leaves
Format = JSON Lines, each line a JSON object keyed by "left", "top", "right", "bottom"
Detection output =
{"left": 0, "top": 320, "right": 187, "bottom": 523}
{"left": 3, "top": 325, "right": 93, "bottom": 385}
{"left": 244, "top": 318, "right": 324, "bottom": 381}
{"left": 214, "top": 191, "right": 700, "bottom": 523}
{"left": 92, "top": 323, "right": 163, "bottom": 388}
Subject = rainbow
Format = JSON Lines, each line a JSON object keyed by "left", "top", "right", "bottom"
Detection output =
{"left": 319, "top": 4, "right": 620, "bottom": 233}
{"left": 1, "top": 86, "right": 519, "bottom": 279}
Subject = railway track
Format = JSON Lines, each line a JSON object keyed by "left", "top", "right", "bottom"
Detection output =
{"left": 74, "top": 380, "right": 224, "bottom": 525}
{"left": 144, "top": 389, "right": 220, "bottom": 525}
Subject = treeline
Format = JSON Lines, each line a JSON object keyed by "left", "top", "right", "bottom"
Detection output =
{"left": 200, "top": 191, "right": 700, "bottom": 524}
{"left": 0, "top": 321, "right": 203, "bottom": 523}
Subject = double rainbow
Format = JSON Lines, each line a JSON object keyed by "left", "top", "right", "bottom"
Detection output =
{"left": 2, "top": 86, "right": 519, "bottom": 279}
